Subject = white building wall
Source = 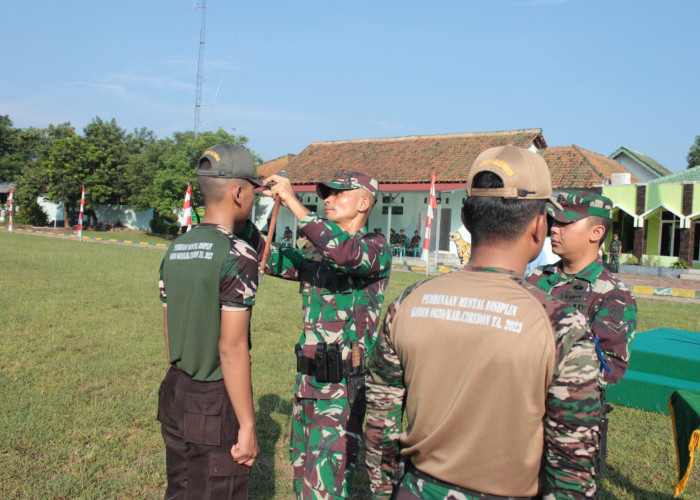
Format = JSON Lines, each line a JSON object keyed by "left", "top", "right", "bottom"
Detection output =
{"left": 615, "top": 155, "right": 657, "bottom": 182}
{"left": 38, "top": 196, "right": 153, "bottom": 230}
{"left": 264, "top": 188, "right": 470, "bottom": 257}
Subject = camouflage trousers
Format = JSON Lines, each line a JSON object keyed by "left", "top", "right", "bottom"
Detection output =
{"left": 393, "top": 464, "right": 538, "bottom": 500}
{"left": 608, "top": 254, "right": 620, "bottom": 273}
{"left": 290, "top": 395, "right": 364, "bottom": 499}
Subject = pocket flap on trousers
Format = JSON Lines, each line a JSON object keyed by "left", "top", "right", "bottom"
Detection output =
{"left": 184, "top": 396, "right": 223, "bottom": 416}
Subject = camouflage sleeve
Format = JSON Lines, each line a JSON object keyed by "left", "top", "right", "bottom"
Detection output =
{"left": 591, "top": 288, "right": 637, "bottom": 385}
{"left": 158, "top": 257, "right": 166, "bottom": 303}
{"left": 235, "top": 218, "right": 306, "bottom": 281}
{"left": 365, "top": 297, "right": 406, "bottom": 499}
{"left": 234, "top": 219, "right": 265, "bottom": 259}
{"left": 543, "top": 305, "right": 601, "bottom": 500}
{"left": 298, "top": 213, "right": 391, "bottom": 278}
{"left": 220, "top": 239, "right": 259, "bottom": 308}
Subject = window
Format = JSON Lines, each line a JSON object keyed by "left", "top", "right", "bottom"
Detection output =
{"left": 659, "top": 210, "right": 680, "bottom": 257}
{"left": 382, "top": 206, "right": 404, "bottom": 215}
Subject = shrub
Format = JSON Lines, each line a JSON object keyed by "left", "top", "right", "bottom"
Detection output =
{"left": 642, "top": 255, "right": 661, "bottom": 267}
{"left": 149, "top": 217, "right": 168, "bottom": 235}
{"left": 167, "top": 224, "right": 180, "bottom": 237}
{"left": 14, "top": 200, "right": 49, "bottom": 226}
{"left": 623, "top": 254, "right": 639, "bottom": 265}
{"left": 671, "top": 258, "right": 689, "bottom": 270}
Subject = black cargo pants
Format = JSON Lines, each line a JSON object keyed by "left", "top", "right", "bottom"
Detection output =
{"left": 157, "top": 365, "right": 250, "bottom": 499}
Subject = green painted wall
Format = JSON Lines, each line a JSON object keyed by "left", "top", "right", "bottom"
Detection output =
{"left": 693, "top": 184, "right": 700, "bottom": 215}
{"left": 645, "top": 184, "right": 682, "bottom": 214}
{"left": 602, "top": 185, "right": 637, "bottom": 214}
{"left": 646, "top": 212, "right": 660, "bottom": 255}
{"left": 640, "top": 255, "right": 679, "bottom": 267}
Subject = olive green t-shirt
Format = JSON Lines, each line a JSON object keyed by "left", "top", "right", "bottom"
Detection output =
{"left": 159, "top": 224, "right": 258, "bottom": 381}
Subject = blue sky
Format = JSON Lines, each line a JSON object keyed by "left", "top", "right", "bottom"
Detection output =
{"left": 1, "top": 1, "right": 698, "bottom": 172}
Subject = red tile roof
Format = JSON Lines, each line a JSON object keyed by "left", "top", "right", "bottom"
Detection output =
{"left": 542, "top": 145, "right": 641, "bottom": 189}
{"left": 258, "top": 132, "right": 638, "bottom": 191}
{"left": 259, "top": 129, "right": 547, "bottom": 185}
{"left": 257, "top": 153, "right": 294, "bottom": 177}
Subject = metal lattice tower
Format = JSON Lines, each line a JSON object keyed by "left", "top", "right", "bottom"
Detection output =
{"left": 194, "top": 1, "right": 208, "bottom": 137}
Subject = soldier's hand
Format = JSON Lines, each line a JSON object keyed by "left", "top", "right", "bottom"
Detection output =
{"left": 230, "top": 426, "right": 259, "bottom": 467}
{"left": 262, "top": 174, "right": 297, "bottom": 208}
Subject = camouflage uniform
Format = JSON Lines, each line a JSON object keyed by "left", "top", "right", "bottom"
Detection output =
{"left": 365, "top": 267, "right": 601, "bottom": 499}
{"left": 526, "top": 258, "right": 637, "bottom": 385}
{"left": 608, "top": 238, "right": 621, "bottom": 273}
{"left": 529, "top": 192, "right": 638, "bottom": 386}
{"left": 245, "top": 171, "right": 392, "bottom": 498}
{"left": 529, "top": 192, "right": 638, "bottom": 497}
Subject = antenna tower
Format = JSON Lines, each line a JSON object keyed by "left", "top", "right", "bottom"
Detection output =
{"left": 194, "top": 1, "right": 208, "bottom": 137}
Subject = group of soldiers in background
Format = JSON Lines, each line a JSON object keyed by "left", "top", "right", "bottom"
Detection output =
{"left": 387, "top": 228, "right": 422, "bottom": 256}
{"left": 157, "top": 143, "right": 637, "bottom": 499}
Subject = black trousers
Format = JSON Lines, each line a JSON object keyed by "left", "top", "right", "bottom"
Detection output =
{"left": 157, "top": 365, "right": 250, "bottom": 499}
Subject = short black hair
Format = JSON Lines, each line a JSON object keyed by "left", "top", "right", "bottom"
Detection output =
{"left": 462, "top": 171, "right": 547, "bottom": 246}
{"left": 198, "top": 166, "right": 242, "bottom": 205}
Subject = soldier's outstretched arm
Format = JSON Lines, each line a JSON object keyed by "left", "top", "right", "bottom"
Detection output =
{"left": 235, "top": 218, "right": 306, "bottom": 281}
{"left": 365, "top": 298, "right": 406, "bottom": 498}
{"left": 543, "top": 307, "right": 601, "bottom": 499}
{"left": 298, "top": 213, "right": 392, "bottom": 278}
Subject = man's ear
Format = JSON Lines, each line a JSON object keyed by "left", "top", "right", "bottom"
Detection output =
{"left": 589, "top": 223, "right": 606, "bottom": 244}
{"left": 357, "top": 194, "right": 371, "bottom": 213}
{"left": 229, "top": 181, "right": 243, "bottom": 205}
{"left": 532, "top": 214, "right": 547, "bottom": 245}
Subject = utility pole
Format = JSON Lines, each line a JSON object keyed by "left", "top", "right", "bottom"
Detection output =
{"left": 194, "top": 1, "right": 208, "bottom": 137}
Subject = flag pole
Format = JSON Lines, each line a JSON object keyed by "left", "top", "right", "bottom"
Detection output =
{"left": 76, "top": 186, "right": 85, "bottom": 241}
{"left": 421, "top": 172, "right": 437, "bottom": 275}
{"left": 183, "top": 184, "right": 192, "bottom": 232}
{"left": 7, "top": 186, "right": 13, "bottom": 234}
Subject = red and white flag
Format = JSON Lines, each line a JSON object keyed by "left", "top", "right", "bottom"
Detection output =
{"left": 183, "top": 184, "right": 192, "bottom": 232}
{"left": 421, "top": 172, "right": 437, "bottom": 262}
{"left": 7, "top": 186, "right": 12, "bottom": 233}
{"left": 76, "top": 185, "right": 85, "bottom": 240}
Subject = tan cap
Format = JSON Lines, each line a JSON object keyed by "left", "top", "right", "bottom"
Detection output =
{"left": 467, "top": 145, "right": 556, "bottom": 204}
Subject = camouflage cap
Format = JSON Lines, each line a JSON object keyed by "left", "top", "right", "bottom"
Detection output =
{"left": 547, "top": 191, "right": 613, "bottom": 223}
{"left": 197, "top": 143, "right": 263, "bottom": 186}
{"left": 316, "top": 170, "right": 379, "bottom": 199}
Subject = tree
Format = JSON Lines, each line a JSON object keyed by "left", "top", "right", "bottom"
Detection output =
{"left": 13, "top": 122, "right": 78, "bottom": 226}
{"left": 687, "top": 135, "right": 700, "bottom": 169}
{"left": 43, "top": 131, "right": 88, "bottom": 227}
{"left": 82, "top": 117, "right": 130, "bottom": 207}
{"left": 0, "top": 115, "right": 22, "bottom": 182}
{"left": 126, "top": 128, "right": 261, "bottom": 222}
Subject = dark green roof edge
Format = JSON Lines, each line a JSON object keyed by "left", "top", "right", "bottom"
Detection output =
{"left": 609, "top": 146, "right": 672, "bottom": 177}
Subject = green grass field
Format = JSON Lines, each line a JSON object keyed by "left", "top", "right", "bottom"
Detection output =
{"left": 1, "top": 232, "right": 699, "bottom": 499}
